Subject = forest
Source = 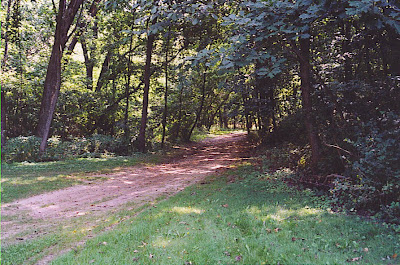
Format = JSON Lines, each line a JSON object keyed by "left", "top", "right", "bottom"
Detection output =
{"left": 1, "top": 0, "right": 400, "bottom": 230}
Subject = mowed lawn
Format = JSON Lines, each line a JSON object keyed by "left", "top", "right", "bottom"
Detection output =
{"left": 1, "top": 157, "right": 399, "bottom": 264}
{"left": 1, "top": 154, "right": 161, "bottom": 203}
{"left": 45, "top": 164, "right": 399, "bottom": 265}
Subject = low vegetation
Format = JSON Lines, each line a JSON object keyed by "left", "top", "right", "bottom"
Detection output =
{"left": 52, "top": 164, "right": 400, "bottom": 264}
{"left": 1, "top": 154, "right": 161, "bottom": 203}
{"left": 2, "top": 153, "right": 399, "bottom": 265}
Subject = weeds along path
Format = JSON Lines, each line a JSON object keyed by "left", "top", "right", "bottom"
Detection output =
{"left": 1, "top": 132, "right": 250, "bottom": 247}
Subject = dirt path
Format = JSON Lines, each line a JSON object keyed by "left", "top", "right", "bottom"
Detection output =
{"left": 1, "top": 132, "right": 249, "bottom": 253}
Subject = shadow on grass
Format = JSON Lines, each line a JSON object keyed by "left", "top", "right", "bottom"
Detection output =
{"left": 1, "top": 155, "right": 160, "bottom": 203}
{"left": 46, "top": 164, "right": 399, "bottom": 265}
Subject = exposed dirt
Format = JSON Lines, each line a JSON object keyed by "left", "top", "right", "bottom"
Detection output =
{"left": 1, "top": 132, "right": 251, "bottom": 262}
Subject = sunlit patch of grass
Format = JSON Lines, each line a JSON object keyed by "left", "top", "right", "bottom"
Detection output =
{"left": 170, "top": 206, "right": 204, "bottom": 215}
{"left": 50, "top": 165, "right": 399, "bottom": 265}
{"left": 1, "top": 154, "right": 160, "bottom": 203}
{"left": 1, "top": 200, "right": 153, "bottom": 265}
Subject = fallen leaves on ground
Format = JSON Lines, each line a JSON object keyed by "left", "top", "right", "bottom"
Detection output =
{"left": 347, "top": 256, "right": 362, "bottom": 262}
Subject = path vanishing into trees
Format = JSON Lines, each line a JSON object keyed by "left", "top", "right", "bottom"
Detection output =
{"left": 1, "top": 132, "right": 251, "bottom": 249}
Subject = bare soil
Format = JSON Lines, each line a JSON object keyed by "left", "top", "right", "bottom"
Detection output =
{"left": 1, "top": 132, "right": 250, "bottom": 261}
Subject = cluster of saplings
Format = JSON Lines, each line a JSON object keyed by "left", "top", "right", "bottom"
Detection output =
{"left": 1, "top": 0, "right": 399, "bottom": 225}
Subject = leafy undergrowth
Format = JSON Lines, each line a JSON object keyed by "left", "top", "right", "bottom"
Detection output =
{"left": 47, "top": 163, "right": 399, "bottom": 265}
{"left": 1, "top": 154, "right": 161, "bottom": 203}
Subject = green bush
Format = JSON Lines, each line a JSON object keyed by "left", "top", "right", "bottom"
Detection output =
{"left": 332, "top": 111, "right": 400, "bottom": 218}
{"left": 2, "top": 134, "right": 131, "bottom": 163}
{"left": 1, "top": 136, "right": 41, "bottom": 162}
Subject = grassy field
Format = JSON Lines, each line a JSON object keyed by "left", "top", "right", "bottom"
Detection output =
{"left": 8, "top": 163, "right": 392, "bottom": 265}
{"left": 1, "top": 154, "right": 161, "bottom": 203}
{"left": 1, "top": 138, "right": 399, "bottom": 264}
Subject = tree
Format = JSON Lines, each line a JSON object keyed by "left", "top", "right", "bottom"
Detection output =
{"left": 36, "top": 0, "right": 85, "bottom": 152}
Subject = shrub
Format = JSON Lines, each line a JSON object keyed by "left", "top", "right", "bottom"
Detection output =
{"left": 1, "top": 136, "right": 41, "bottom": 162}
{"left": 2, "top": 134, "right": 132, "bottom": 163}
{"left": 331, "top": 111, "right": 400, "bottom": 220}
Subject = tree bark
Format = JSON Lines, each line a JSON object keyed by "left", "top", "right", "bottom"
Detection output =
{"left": 1, "top": 92, "right": 6, "bottom": 147}
{"left": 161, "top": 31, "right": 170, "bottom": 149}
{"left": 95, "top": 51, "right": 112, "bottom": 91}
{"left": 36, "top": 0, "right": 84, "bottom": 152}
{"left": 188, "top": 70, "right": 206, "bottom": 141}
{"left": 81, "top": 38, "right": 94, "bottom": 90}
{"left": 1, "top": 0, "right": 13, "bottom": 147}
{"left": 298, "top": 37, "right": 320, "bottom": 170}
{"left": 137, "top": 31, "right": 156, "bottom": 152}
{"left": 1, "top": 0, "right": 13, "bottom": 69}
{"left": 124, "top": 32, "right": 134, "bottom": 140}
{"left": 342, "top": 22, "right": 352, "bottom": 82}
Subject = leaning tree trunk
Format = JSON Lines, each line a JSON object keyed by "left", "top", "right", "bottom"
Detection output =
{"left": 137, "top": 32, "right": 156, "bottom": 153}
{"left": 298, "top": 37, "right": 320, "bottom": 170}
{"left": 36, "top": 0, "right": 84, "bottom": 153}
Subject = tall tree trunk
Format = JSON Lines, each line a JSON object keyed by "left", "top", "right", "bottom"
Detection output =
{"left": 161, "top": 31, "right": 170, "bottom": 149}
{"left": 342, "top": 22, "right": 352, "bottom": 82}
{"left": 1, "top": 0, "right": 13, "bottom": 147}
{"left": 1, "top": 92, "right": 6, "bottom": 147}
{"left": 96, "top": 51, "right": 112, "bottom": 92}
{"left": 241, "top": 93, "right": 251, "bottom": 134}
{"left": 137, "top": 32, "right": 156, "bottom": 152}
{"left": 188, "top": 70, "right": 206, "bottom": 141}
{"left": 298, "top": 37, "right": 320, "bottom": 170}
{"left": 173, "top": 85, "right": 183, "bottom": 141}
{"left": 36, "top": 0, "right": 84, "bottom": 152}
{"left": 1, "top": 0, "right": 13, "bottom": 68}
{"left": 81, "top": 38, "right": 94, "bottom": 90}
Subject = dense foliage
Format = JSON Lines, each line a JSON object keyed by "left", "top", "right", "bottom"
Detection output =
{"left": 1, "top": 0, "right": 399, "bottom": 220}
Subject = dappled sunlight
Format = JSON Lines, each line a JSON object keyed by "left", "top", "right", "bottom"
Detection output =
{"left": 153, "top": 237, "right": 172, "bottom": 248}
{"left": 297, "top": 206, "right": 323, "bottom": 216}
{"left": 1, "top": 132, "right": 248, "bottom": 245}
{"left": 171, "top": 206, "right": 204, "bottom": 215}
{"left": 245, "top": 205, "right": 323, "bottom": 223}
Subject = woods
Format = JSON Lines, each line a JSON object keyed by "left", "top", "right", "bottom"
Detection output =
{"left": 1, "top": 0, "right": 400, "bottom": 222}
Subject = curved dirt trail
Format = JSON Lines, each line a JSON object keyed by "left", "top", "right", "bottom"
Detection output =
{"left": 1, "top": 132, "right": 249, "bottom": 248}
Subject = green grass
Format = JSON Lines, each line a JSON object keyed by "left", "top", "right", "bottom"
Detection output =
{"left": 1, "top": 154, "right": 161, "bottom": 203}
{"left": 1, "top": 234, "right": 61, "bottom": 265}
{"left": 45, "top": 163, "right": 399, "bottom": 265}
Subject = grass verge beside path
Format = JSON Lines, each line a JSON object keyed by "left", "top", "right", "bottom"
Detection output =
{"left": 1, "top": 154, "right": 161, "bottom": 203}
{"left": 49, "top": 163, "right": 399, "bottom": 265}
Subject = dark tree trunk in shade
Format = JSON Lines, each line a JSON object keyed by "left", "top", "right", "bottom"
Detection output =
{"left": 36, "top": 0, "right": 84, "bottom": 153}
{"left": 188, "top": 71, "right": 206, "bottom": 141}
{"left": 137, "top": 33, "right": 156, "bottom": 153}
{"left": 1, "top": 0, "right": 13, "bottom": 147}
{"left": 298, "top": 37, "right": 320, "bottom": 170}
{"left": 1, "top": 92, "right": 7, "bottom": 147}
{"left": 161, "top": 31, "right": 170, "bottom": 149}
{"left": 96, "top": 51, "right": 112, "bottom": 92}
{"left": 81, "top": 38, "right": 94, "bottom": 90}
